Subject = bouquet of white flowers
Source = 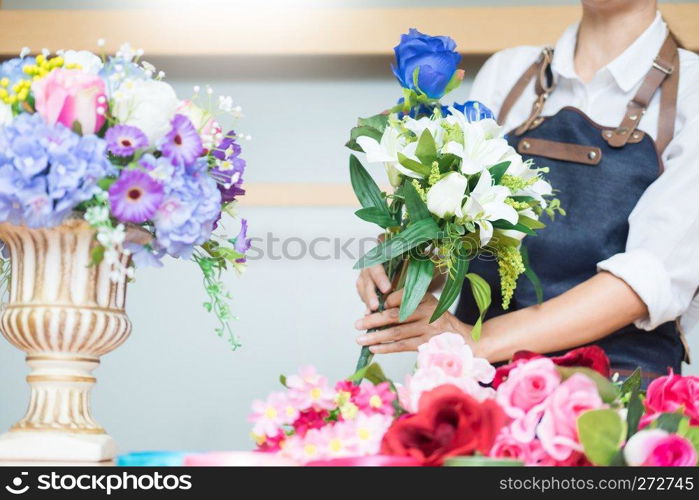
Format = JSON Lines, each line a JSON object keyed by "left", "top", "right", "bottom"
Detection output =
{"left": 347, "top": 29, "right": 563, "bottom": 372}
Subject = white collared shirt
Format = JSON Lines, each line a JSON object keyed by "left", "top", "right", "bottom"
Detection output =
{"left": 469, "top": 12, "right": 699, "bottom": 335}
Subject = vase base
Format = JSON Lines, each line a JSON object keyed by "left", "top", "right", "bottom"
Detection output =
{"left": 0, "top": 431, "right": 117, "bottom": 462}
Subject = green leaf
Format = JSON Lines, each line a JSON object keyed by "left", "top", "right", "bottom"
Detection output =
{"left": 442, "top": 68, "right": 464, "bottom": 96}
{"left": 430, "top": 253, "right": 470, "bottom": 323}
{"left": 415, "top": 129, "right": 437, "bottom": 165}
{"left": 520, "top": 245, "right": 543, "bottom": 304}
{"left": 437, "top": 153, "right": 460, "bottom": 173}
{"left": 71, "top": 120, "right": 83, "bottom": 135}
{"left": 397, "top": 152, "right": 431, "bottom": 177}
{"left": 400, "top": 257, "right": 435, "bottom": 321}
{"left": 354, "top": 218, "right": 441, "bottom": 269}
{"left": 465, "top": 273, "right": 491, "bottom": 340}
{"left": 97, "top": 177, "right": 116, "bottom": 191}
{"left": 279, "top": 374, "right": 288, "bottom": 388}
{"left": 626, "top": 386, "right": 644, "bottom": 439}
{"left": 653, "top": 412, "right": 684, "bottom": 433}
{"left": 510, "top": 195, "right": 536, "bottom": 203}
{"left": 492, "top": 219, "right": 536, "bottom": 236}
{"left": 355, "top": 207, "right": 398, "bottom": 229}
{"left": 578, "top": 409, "right": 627, "bottom": 466}
{"left": 518, "top": 215, "right": 546, "bottom": 230}
{"left": 358, "top": 113, "right": 389, "bottom": 133}
{"left": 89, "top": 244, "right": 105, "bottom": 267}
{"left": 620, "top": 368, "right": 642, "bottom": 396}
{"left": 556, "top": 366, "right": 620, "bottom": 404}
{"left": 348, "top": 362, "right": 389, "bottom": 385}
{"left": 345, "top": 125, "right": 383, "bottom": 152}
{"left": 489, "top": 161, "right": 511, "bottom": 184}
{"left": 678, "top": 421, "right": 699, "bottom": 455}
{"left": 349, "top": 154, "right": 389, "bottom": 212}
{"left": 402, "top": 180, "right": 431, "bottom": 221}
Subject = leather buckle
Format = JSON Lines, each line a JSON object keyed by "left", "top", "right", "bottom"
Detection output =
{"left": 652, "top": 59, "right": 674, "bottom": 75}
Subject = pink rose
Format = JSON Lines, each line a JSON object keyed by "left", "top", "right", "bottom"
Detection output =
{"left": 625, "top": 429, "right": 697, "bottom": 466}
{"left": 643, "top": 372, "right": 699, "bottom": 426}
{"left": 496, "top": 357, "right": 561, "bottom": 442}
{"left": 32, "top": 68, "right": 106, "bottom": 134}
{"left": 490, "top": 427, "right": 546, "bottom": 465}
{"left": 416, "top": 332, "right": 495, "bottom": 383}
{"left": 537, "top": 373, "right": 604, "bottom": 462}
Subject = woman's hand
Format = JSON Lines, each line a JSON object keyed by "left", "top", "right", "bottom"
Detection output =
{"left": 354, "top": 290, "right": 473, "bottom": 353}
{"left": 355, "top": 264, "right": 393, "bottom": 311}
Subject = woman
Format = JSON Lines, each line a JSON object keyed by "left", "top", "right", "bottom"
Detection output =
{"left": 354, "top": 0, "right": 699, "bottom": 384}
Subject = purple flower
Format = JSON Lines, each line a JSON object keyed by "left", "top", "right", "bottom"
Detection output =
{"left": 108, "top": 169, "right": 164, "bottom": 223}
{"left": 211, "top": 130, "right": 246, "bottom": 203}
{"left": 0, "top": 113, "right": 112, "bottom": 228}
{"left": 152, "top": 157, "right": 221, "bottom": 259}
{"left": 105, "top": 125, "right": 148, "bottom": 157}
{"left": 233, "top": 218, "right": 251, "bottom": 263}
{"left": 161, "top": 114, "right": 202, "bottom": 166}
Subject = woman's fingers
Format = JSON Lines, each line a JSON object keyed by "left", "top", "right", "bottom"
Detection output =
{"left": 384, "top": 289, "right": 404, "bottom": 309}
{"left": 360, "top": 272, "right": 379, "bottom": 310}
{"left": 369, "top": 337, "right": 424, "bottom": 354}
{"left": 355, "top": 307, "right": 400, "bottom": 330}
{"left": 368, "top": 265, "right": 392, "bottom": 293}
{"left": 357, "top": 323, "right": 423, "bottom": 346}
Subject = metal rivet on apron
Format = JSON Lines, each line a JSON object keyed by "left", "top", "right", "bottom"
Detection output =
{"left": 616, "top": 127, "right": 628, "bottom": 135}
{"left": 521, "top": 140, "right": 531, "bottom": 150}
{"left": 632, "top": 132, "right": 641, "bottom": 139}
{"left": 533, "top": 117, "right": 544, "bottom": 127}
{"left": 588, "top": 151, "right": 597, "bottom": 160}
{"left": 604, "top": 130, "right": 613, "bottom": 138}
{"left": 629, "top": 114, "right": 638, "bottom": 121}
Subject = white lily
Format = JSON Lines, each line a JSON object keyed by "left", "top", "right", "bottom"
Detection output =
{"left": 404, "top": 116, "right": 444, "bottom": 148}
{"left": 444, "top": 110, "right": 511, "bottom": 175}
{"left": 461, "top": 170, "right": 519, "bottom": 246}
{"left": 356, "top": 126, "right": 424, "bottom": 187}
{"left": 501, "top": 147, "right": 553, "bottom": 205}
{"left": 426, "top": 172, "right": 468, "bottom": 218}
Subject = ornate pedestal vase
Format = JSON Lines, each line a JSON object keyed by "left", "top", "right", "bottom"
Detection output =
{"left": 0, "top": 219, "right": 134, "bottom": 462}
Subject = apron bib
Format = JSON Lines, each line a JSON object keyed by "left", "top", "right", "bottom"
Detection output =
{"left": 455, "top": 34, "right": 686, "bottom": 384}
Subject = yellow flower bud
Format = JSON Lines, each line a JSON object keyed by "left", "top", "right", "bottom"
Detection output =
{"left": 17, "top": 89, "right": 28, "bottom": 101}
{"left": 36, "top": 54, "right": 45, "bottom": 65}
{"left": 51, "top": 56, "right": 64, "bottom": 67}
{"left": 22, "top": 65, "right": 35, "bottom": 75}
{"left": 0, "top": 78, "right": 8, "bottom": 87}
{"left": 0, "top": 89, "right": 8, "bottom": 99}
{"left": 7, "top": 95, "right": 17, "bottom": 104}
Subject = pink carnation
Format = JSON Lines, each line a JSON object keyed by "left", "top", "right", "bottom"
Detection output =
{"left": 354, "top": 381, "right": 396, "bottom": 416}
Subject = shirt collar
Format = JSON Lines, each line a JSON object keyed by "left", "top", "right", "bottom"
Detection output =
{"left": 551, "top": 11, "right": 668, "bottom": 93}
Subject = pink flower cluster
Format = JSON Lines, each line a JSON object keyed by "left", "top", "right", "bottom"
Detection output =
{"left": 490, "top": 357, "right": 603, "bottom": 465}
{"left": 249, "top": 366, "right": 395, "bottom": 464}
{"left": 397, "top": 332, "right": 495, "bottom": 412}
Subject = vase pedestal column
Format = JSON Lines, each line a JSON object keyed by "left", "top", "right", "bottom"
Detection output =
{"left": 0, "top": 220, "right": 133, "bottom": 462}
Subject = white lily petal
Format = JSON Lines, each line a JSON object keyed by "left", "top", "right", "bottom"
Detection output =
{"left": 478, "top": 220, "right": 494, "bottom": 247}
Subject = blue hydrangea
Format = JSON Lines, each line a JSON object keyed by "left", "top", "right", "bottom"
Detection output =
{"left": 152, "top": 156, "right": 221, "bottom": 259}
{"left": 0, "top": 113, "right": 114, "bottom": 228}
{"left": 0, "top": 57, "right": 36, "bottom": 86}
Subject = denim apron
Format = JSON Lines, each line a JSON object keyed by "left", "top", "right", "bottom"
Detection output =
{"left": 455, "top": 34, "right": 686, "bottom": 384}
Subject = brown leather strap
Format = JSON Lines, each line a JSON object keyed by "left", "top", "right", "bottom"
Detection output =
{"left": 514, "top": 48, "right": 555, "bottom": 136}
{"left": 606, "top": 34, "right": 678, "bottom": 151}
{"left": 656, "top": 39, "right": 680, "bottom": 154}
{"left": 517, "top": 137, "right": 602, "bottom": 165}
{"left": 498, "top": 47, "right": 554, "bottom": 129}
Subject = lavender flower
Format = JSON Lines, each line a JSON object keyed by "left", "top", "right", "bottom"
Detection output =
{"left": 152, "top": 157, "right": 221, "bottom": 258}
{"left": 108, "top": 169, "right": 164, "bottom": 223}
{"left": 161, "top": 114, "right": 202, "bottom": 167}
{"left": 211, "top": 130, "right": 246, "bottom": 203}
{"left": 0, "top": 113, "right": 112, "bottom": 228}
{"left": 105, "top": 125, "right": 148, "bottom": 157}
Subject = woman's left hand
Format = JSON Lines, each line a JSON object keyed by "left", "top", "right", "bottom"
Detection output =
{"left": 354, "top": 290, "right": 472, "bottom": 353}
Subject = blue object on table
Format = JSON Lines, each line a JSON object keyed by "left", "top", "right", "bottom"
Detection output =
{"left": 116, "top": 451, "right": 193, "bottom": 467}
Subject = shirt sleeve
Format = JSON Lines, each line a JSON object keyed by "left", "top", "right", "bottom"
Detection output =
{"left": 597, "top": 53, "right": 699, "bottom": 330}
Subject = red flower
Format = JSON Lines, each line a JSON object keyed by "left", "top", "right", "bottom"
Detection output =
{"left": 380, "top": 384, "right": 506, "bottom": 466}
{"left": 493, "top": 346, "right": 611, "bottom": 388}
{"left": 643, "top": 371, "right": 699, "bottom": 426}
{"left": 292, "top": 409, "right": 329, "bottom": 436}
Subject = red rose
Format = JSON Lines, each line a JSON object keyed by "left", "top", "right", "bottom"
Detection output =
{"left": 380, "top": 384, "right": 506, "bottom": 466}
{"left": 493, "top": 346, "right": 611, "bottom": 388}
{"left": 643, "top": 371, "right": 699, "bottom": 426}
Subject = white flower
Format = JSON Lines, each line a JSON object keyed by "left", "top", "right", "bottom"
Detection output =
{"left": 177, "top": 100, "right": 221, "bottom": 149}
{"left": 62, "top": 50, "right": 103, "bottom": 74}
{"left": 403, "top": 116, "right": 444, "bottom": 147}
{"left": 502, "top": 147, "right": 553, "bottom": 205}
{"left": 0, "top": 102, "right": 13, "bottom": 126}
{"left": 111, "top": 79, "right": 178, "bottom": 143}
{"left": 426, "top": 171, "right": 468, "bottom": 218}
{"left": 356, "top": 126, "right": 422, "bottom": 187}
{"left": 444, "top": 111, "right": 511, "bottom": 175}
{"left": 461, "top": 169, "right": 519, "bottom": 246}
{"left": 116, "top": 42, "right": 136, "bottom": 62}
{"left": 498, "top": 207, "right": 537, "bottom": 243}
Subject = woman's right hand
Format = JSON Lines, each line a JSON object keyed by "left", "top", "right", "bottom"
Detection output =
{"left": 356, "top": 264, "right": 392, "bottom": 312}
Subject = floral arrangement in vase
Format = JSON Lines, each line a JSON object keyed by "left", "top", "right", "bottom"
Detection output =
{"left": 346, "top": 29, "right": 563, "bottom": 372}
{"left": 250, "top": 333, "right": 699, "bottom": 467}
{"left": 0, "top": 43, "right": 250, "bottom": 345}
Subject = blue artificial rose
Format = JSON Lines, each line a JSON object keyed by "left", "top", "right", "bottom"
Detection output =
{"left": 392, "top": 28, "right": 461, "bottom": 99}
{"left": 453, "top": 100, "right": 495, "bottom": 122}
